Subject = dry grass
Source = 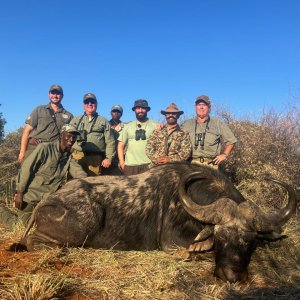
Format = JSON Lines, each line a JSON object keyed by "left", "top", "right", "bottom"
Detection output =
{"left": 0, "top": 215, "right": 299, "bottom": 299}
{"left": 0, "top": 108, "right": 299, "bottom": 299}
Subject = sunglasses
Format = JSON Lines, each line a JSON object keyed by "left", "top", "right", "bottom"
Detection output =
{"left": 84, "top": 99, "right": 97, "bottom": 105}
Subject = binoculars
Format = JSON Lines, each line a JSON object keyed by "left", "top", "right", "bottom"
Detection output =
{"left": 135, "top": 128, "right": 146, "bottom": 140}
{"left": 195, "top": 133, "right": 205, "bottom": 148}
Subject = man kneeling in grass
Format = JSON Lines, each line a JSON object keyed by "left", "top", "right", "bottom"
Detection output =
{"left": 0, "top": 124, "right": 86, "bottom": 229}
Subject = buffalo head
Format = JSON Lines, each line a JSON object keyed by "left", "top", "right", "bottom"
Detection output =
{"left": 179, "top": 172, "right": 297, "bottom": 283}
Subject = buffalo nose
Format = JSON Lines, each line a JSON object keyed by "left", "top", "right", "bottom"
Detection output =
{"left": 214, "top": 267, "right": 248, "bottom": 283}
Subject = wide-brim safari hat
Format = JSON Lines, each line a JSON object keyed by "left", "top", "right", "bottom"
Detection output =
{"left": 161, "top": 103, "right": 183, "bottom": 116}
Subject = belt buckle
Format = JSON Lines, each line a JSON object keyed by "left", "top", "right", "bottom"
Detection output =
{"left": 199, "top": 157, "right": 204, "bottom": 163}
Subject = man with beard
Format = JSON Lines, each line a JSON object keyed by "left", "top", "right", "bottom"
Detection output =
{"left": 118, "top": 99, "right": 158, "bottom": 175}
{"left": 18, "top": 84, "right": 73, "bottom": 162}
{"left": 0, "top": 124, "right": 86, "bottom": 229}
{"left": 145, "top": 103, "right": 192, "bottom": 167}
{"left": 182, "top": 95, "right": 237, "bottom": 169}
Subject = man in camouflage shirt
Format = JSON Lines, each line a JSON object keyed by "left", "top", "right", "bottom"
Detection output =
{"left": 145, "top": 103, "right": 192, "bottom": 167}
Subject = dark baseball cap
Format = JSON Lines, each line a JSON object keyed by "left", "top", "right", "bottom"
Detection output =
{"left": 83, "top": 93, "right": 97, "bottom": 102}
{"left": 132, "top": 99, "right": 151, "bottom": 111}
{"left": 49, "top": 84, "right": 63, "bottom": 94}
{"left": 195, "top": 95, "right": 211, "bottom": 106}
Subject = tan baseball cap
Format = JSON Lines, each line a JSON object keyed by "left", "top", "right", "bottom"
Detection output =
{"left": 61, "top": 124, "right": 81, "bottom": 135}
{"left": 195, "top": 95, "right": 211, "bottom": 106}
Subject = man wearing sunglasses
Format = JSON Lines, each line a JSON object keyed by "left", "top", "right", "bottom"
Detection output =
{"left": 18, "top": 84, "right": 73, "bottom": 162}
{"left": 70, "top": 93, "right": 115, "bottom": 176}
{"left": 145, "top": 103, "right": 192, "bottom": 167}
{"left": 118, "top": 99, "right": 158, "bottom": 175}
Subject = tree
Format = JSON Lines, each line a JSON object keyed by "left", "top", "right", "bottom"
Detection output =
{"left": 0, "top": 104, "right": 6, "bottom": 143}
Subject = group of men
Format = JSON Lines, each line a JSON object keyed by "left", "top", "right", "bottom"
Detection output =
{"left": 0, "top": 84, "right": 237, "bottom": 229}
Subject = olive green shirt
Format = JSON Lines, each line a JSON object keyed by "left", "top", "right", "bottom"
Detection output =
{"left": 26, "top": 104, "right": 73, "bottom": 142}
{"left": 70, "top": 113, "right": 116, "bottom": 160}
{"left": 182, "top": 117, "right": 237, "bottom": 158}
{"left": 16, "top": 141, "right": 86, "bottom": 203}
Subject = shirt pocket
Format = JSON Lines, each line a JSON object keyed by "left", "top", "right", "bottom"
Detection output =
{"left": 205, "top": 130, "right": 220, "bottom": 146}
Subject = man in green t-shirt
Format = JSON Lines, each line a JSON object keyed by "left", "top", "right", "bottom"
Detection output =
{"left": 0, "top": 124, "right": 86, "bottom": 229}
{"left": 182, "top": 95, "right": 237, "bottom": 169}
{"left": 118, "top": 99, "right": 158, "bottom": 175}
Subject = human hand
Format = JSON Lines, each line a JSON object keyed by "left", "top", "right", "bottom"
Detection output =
{"left": 155, "top": 156, "right": 169, "bottom": 164}
{"left": 119, "top": 161, "right": 125, "bottom": 171}
{"left": 101, "top": 159, "right": 111, "bottom": 168}
{"left": 13, "top": 192, "right": 24, "bottom": 210}
{"left": 213, "top": 154, "right": 227, "bottom": 165}
{"left": 18, "top": 152, "right": 25, "bottom": 163}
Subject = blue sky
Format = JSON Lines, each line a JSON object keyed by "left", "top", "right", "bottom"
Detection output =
{"left": 1, "top": 0, "right": 299, "bottom": 133}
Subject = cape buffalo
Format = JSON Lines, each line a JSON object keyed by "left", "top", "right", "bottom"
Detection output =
{"left": 18, "top": 162, "right": 297, "bottom": 283}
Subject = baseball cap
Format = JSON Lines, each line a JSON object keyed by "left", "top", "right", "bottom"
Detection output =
{"left": 49, "top": 84, "right": 63, "bottom": 94}
{"left": 111, "top": 105, "right": 123, "bottom": 114}
{"left": 83, "top": 93, "right": 97, "bottom": 102}
{"left": 195, "top": 95, "right": 211, "bottom": 106}
{"left": 61, "top": 124, "right": 81, "bottom": 135}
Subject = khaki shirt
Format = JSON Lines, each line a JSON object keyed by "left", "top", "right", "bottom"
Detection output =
{"left": 182, "top": 117, "right": 237, "bottom": 158}
{"left": 26, "top": 104, "right": 73, "bottom": 142}
{"left": 16, "top": 141, "right": 86, "bottom": 203}
{"left": 70, "top": 114, "right": 116, "bottom": 160}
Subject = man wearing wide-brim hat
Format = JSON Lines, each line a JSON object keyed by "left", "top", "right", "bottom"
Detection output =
{"left": 181, "top": 95, "right": 237, "bottom": 169}
{"left": 118, "top": 99, "right": 158, "bottom": 175}
{"left": 145, "top": 103, "right": 192, "bottom": 167}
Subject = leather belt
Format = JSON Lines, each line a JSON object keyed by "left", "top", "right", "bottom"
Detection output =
{"left": 193, "top": 157, "right": 214, "bottom": 163}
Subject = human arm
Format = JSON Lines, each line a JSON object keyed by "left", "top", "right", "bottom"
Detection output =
{"left": 18, "top": 124, "right": 33, "bottom": 162}
{"left": 145, "top": 131, "right": 160, "bottom": 163}
{"left": 117, "top": 141, "right": 126, "bottom": 171}
{"left": 102, "top": 123, "right": 115, "bottom": 167}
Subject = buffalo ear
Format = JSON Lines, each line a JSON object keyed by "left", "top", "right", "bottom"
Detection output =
{"left": 257, "top": 232, "right": 287, "bottom": 241}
